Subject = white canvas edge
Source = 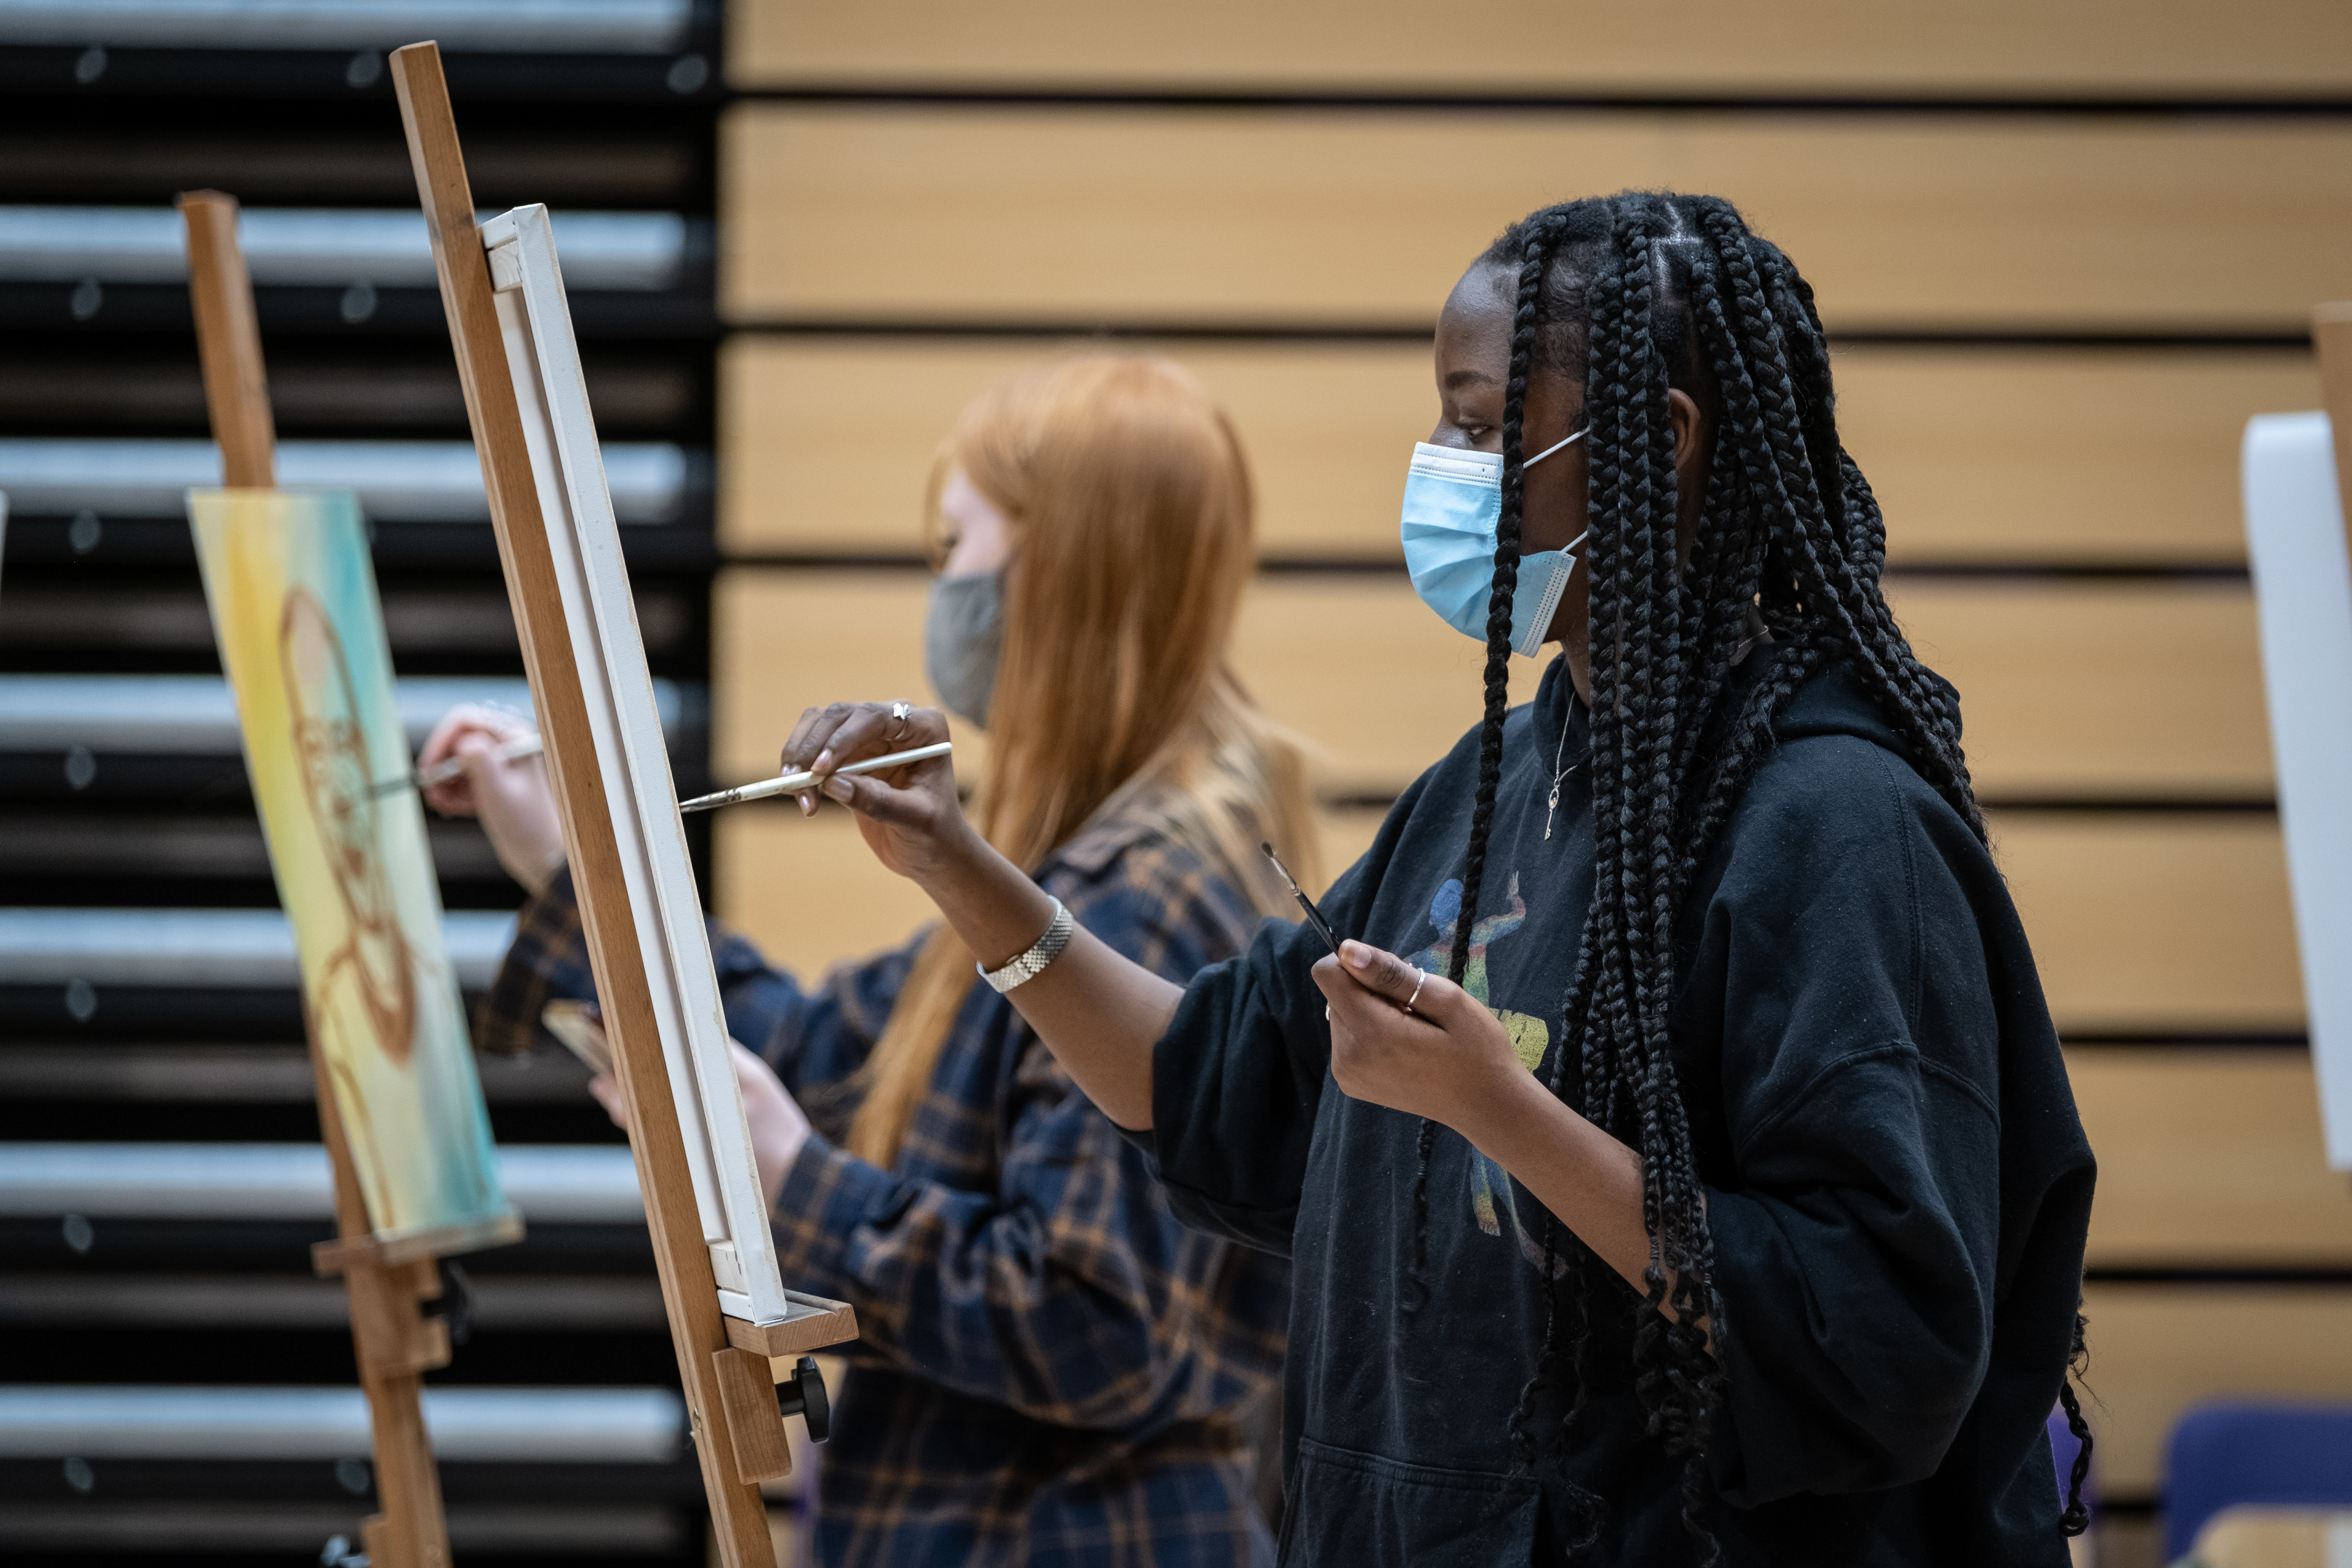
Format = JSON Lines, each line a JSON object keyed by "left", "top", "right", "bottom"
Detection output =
{"left": 2241, "top": 411, "right": 2352, "bottom": 1170}
{"left": 483, "top": 204, "right": 794, "bottom": 1324}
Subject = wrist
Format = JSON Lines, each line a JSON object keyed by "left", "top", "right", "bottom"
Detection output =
{"left": 915, "top": 815, "right": 994, "bottom": 898}
{"left": 924, "top": 828, "right": 1053, "bottom": 967}
{"left": 523, "top": 841, "right": 568, "bottom": 899}
{"left": 765, "top": 1124, "right": 808, "bottom": 1209}
{"left": 1448, "top": 1063, "right": 1556, "bottom": 1165}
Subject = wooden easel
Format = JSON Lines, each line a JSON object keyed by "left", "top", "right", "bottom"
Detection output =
{"left": 386, "top": 45, "right": 856, "bottom": 1568}
{"left": 178, "top": 190, "right": 524, "bottom": 1568}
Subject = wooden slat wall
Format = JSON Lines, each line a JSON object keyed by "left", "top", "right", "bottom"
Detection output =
{"left": 1996, "top": 812, "right": 2300, "bottom": 1034}
{"left": 1839, "top": 349, "right": 2317, "bottom": 567}
{"left": 2070, "top": 1049, "right": 2352, "bottom": 1268}
{"left": 717, "top": 570, "right": 2270, "bottom": 801}
{"left": 715, "top": 5, "right": 2347, "bottom": 1541}
{"left": 731, "top": 0, "right": 2352, "bottom": 96}
{"left": 722, "top": 107, "right": 2352, "bottom": 333}
{"left": 718, "top": 338, "right": 1435, "bottom": 562}
{"left": 1888, "top": 580, "right": 2269, "bottom": 799}
{"left": 720, "top": 338, "right": 2317, "bottom": 566}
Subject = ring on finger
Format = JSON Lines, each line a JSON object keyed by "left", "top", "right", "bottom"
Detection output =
{"left": 1404, "top": 965, "right": 1427, "bottom": 1014}
{"left": 888, "top": 699, "right": 913, "bottom": 741}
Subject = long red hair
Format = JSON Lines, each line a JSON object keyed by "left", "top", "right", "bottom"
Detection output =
{"left": 844, "top": 355, "right": 1319, "bottom": 1167}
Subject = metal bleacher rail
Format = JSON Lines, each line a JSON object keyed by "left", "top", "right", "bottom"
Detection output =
{"left": 0, "top": 1387, "right": 691, "bottom": 1557}
{"left": 0, "top": 205, "right": 691, "bottom": 291}
{"left": 0, "top": 437, "right": 688, "bottom": 522}
{"left": 0, "top": 1142, "right": 640, "bottom": 1225}
{"left": 0, "top": 5, "right": 727, "bottom": 1563}
{"left": 0, "top": 671, "right": 696, "bottom": 887}
{"left": 0, "top": 2, "right": 701, "bottom": 56}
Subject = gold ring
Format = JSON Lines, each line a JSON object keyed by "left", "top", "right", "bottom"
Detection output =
{"left": 1404, "top": 966, "right": 1427, "bottom": 1014}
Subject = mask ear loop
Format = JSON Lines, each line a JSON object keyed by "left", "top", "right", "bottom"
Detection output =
{"left": 1510, "top": 430, "right": 1592, "bottom": 657}
{"left": 1524, "top": 426, "right": 1588, "bottom": 468}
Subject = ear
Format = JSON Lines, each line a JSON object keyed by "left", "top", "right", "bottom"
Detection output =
{"left": 1665, "top": 387, "right": 1709, "bottom": 566}
{"left": 1665, "top": 387, "right": 1704, "bottom": 477}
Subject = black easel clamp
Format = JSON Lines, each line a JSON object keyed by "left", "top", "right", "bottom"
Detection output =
{"left": 776, "top": 1355, "right": 830, "bottom": 1444}
{"left": 421, "top": 1260, "right": 473, "bottom": 1345}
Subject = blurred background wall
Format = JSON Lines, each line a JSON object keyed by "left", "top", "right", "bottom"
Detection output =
{"left": 710, "top": 6, "right": 2352, "bottom": 1561}
{"left": 4, "top": 3, "right": 2352, "bottom": 1566}
{"left": 711, "top": 7, "right": 2352, "bottom": 1566}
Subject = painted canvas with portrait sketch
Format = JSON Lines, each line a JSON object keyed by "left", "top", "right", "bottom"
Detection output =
{"left": 191, "top": 489, "right": 509, "bottom": 1242}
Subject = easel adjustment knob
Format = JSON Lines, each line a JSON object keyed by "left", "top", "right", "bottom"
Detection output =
{"left": 775, "top": 1355, "right": 830, "bottom": 1445}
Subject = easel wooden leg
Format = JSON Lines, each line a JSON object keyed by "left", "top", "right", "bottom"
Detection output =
{"left": 175, "top": 190, "right": 276, "bottom": 490}
{"left": 341, "top": 1259, "right": 453, "bottom": 1568}
{"left": 357, "top": 1367, "right": 448, "bottom": 1568}
{"left": 303, "top": 1025, "right": 456, "bottom": 1568}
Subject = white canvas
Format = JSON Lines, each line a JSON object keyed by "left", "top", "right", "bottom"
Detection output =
{"left": 480, "top": 203, "right": 796, "bottom": 1325}
{"left": 2242, "top": 412, "right": 2352, "bottom": 1169}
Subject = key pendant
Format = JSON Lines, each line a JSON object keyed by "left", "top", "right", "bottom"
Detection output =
{"left": 1545, "top": 784, "right": 1561, "bottom": 840}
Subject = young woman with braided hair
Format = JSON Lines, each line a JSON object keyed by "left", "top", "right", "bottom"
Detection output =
{"left": 785, "top": 192, "right": 2097, "bottom": 1566}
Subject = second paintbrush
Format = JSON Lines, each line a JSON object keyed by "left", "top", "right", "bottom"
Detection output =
{"left": 367, "top": 733, "right": 544, "bottom": 799}
{"left": 679, "top": 741, "right": 954, "bottom": 815}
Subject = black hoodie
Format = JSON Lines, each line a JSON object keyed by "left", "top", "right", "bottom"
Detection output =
{"left": 1131, "top": 654, "right": 2096, "bottom": 1566}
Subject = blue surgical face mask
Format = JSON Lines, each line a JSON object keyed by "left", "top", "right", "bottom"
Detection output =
{"left": 1399, "top": 428, "right": 1589, "bottom": 658}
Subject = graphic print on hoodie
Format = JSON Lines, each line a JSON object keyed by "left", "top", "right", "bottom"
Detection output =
{"left": 1403, "top": 872, "right": 1563, "bottom": 1269}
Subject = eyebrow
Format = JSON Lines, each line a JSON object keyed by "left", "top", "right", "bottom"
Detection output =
{"left": 1443, "top": 368, "right": 1500, "bottom": 389}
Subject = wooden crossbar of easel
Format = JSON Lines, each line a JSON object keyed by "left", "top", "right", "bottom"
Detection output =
{"left": 387, "top": 43, "right": 858, "bottom": 1568}
{"left": 177, "top": 188, "right": 524, "bottom": 1568}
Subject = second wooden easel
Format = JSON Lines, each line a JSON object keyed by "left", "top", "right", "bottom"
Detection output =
{"left": 177, "top": 189, "right": 524, "bottom": 1568}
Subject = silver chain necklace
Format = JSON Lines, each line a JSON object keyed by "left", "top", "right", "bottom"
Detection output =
{"left": 1544, "top": 695, "right": 1585, "bottom": 841}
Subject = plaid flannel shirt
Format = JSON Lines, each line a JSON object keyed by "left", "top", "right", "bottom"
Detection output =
{"left": 480, "top": 805, "right": 1290, "bottom": 1567}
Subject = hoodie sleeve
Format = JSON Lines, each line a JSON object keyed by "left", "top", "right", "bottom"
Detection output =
{"left": 1691, "top": 736, "right": 2010, "bottom": 1504}
{"left": 1133, "top": 776, "right": 1435, "bottom": 1255}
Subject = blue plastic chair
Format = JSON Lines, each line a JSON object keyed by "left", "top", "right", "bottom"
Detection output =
{"left": 2164, "top": 1401, "right": 2352, "bottom": 1560}
{"left": 2048, "top": 1405, "right": 2089, "bottom": 1521}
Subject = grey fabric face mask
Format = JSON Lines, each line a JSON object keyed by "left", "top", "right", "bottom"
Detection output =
{"left": 924, "top": 569, "right": 1005, "bottom": 728}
